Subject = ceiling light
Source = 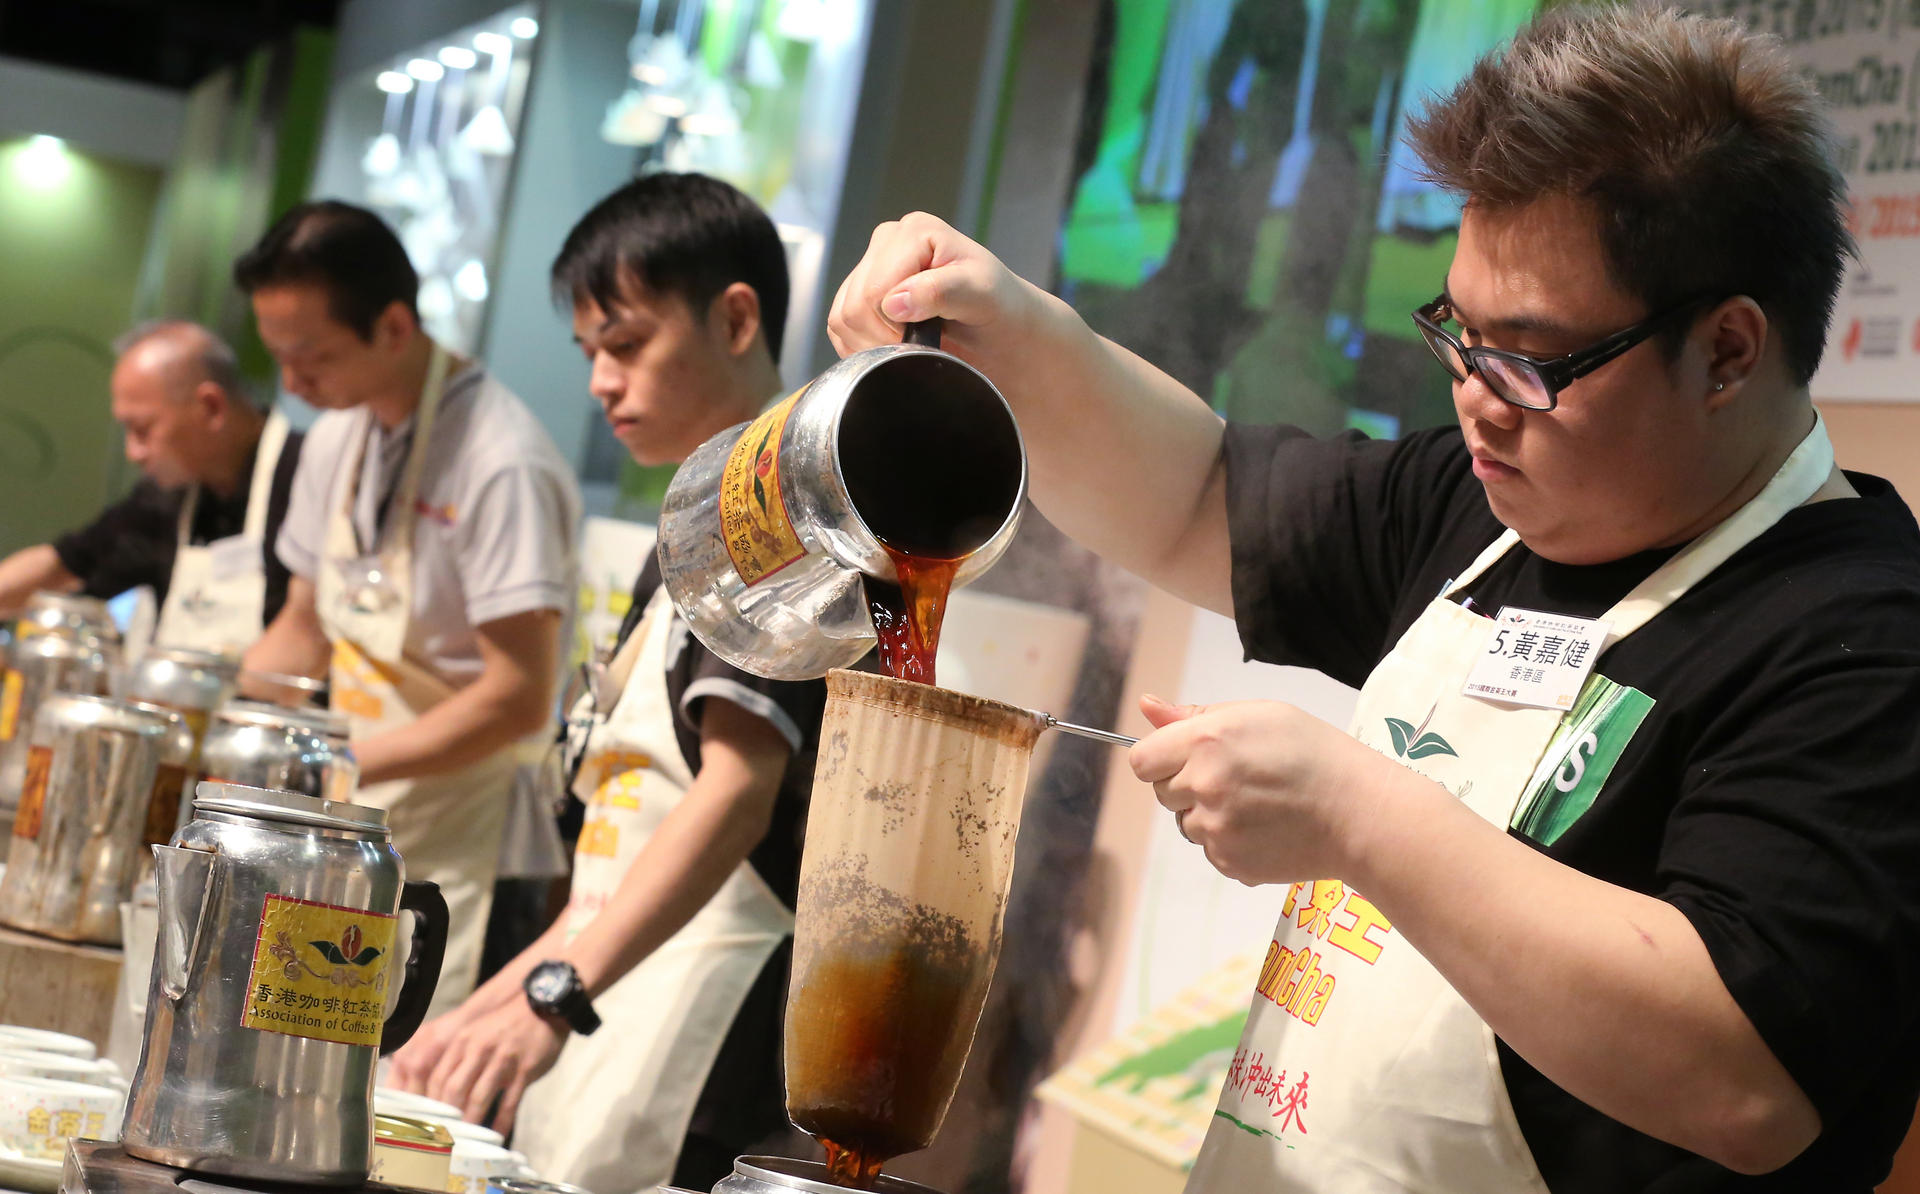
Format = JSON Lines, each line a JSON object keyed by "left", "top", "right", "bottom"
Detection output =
{"left": 13, "top": 134, "right": 71, "bottom": 189}
{"left": 454, "top": 260, "right": 490, "bottom": 303}
{"left": 460, "top": 105, "right": 516, "bottom": 156}
{"left": 437, "top": 46, "right": 478, "bottom": 70}
{"left": 406, "top": 58, "right": 445, "bottom": 82}
{"left": 510, "top": 17, "right": 539, "bottom": 38}
{"left": 376, "top": 71, "right": 414, "bottom": 93}
{"left": 473, "top": 31, "right": 512, "bottom": 56}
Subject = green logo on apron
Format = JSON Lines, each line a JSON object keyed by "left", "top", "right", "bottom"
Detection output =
{"left": 1511, "top": 676, "right": 1655, "bottom": 846}
{"left": 1383, "top": 706, "right": 1458, "bottom": 761}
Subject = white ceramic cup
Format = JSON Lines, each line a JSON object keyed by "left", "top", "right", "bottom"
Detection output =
{"left": 0, "top": 1028, "right": 96, "bottom": 1061}
{"left": 0, "top": 1075, "right": 123, "bottom": 1160}
{"left": 0, "top": 1050, "right": 122, "bottom": 1089}
{"left": 448, "top": 1139, "right": 528, "bottom": 1194}
{"left": 374, "top": 1088, "right": 465, "bottom": 1121}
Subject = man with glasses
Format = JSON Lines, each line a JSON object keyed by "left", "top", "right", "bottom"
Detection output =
{"left": 828, "top": 6, "right": 1919, "bottom": 1192}
{"left": 1412, "top": 291, "right": 1720, "bottom": 414}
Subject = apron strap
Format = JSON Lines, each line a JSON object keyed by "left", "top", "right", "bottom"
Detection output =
{"left": 339, "top": 345, "right": 453, "bottom": 555}
{"left": 1443, "top": 528, "right": 1522, "bottom": 598}
{"left": 602, "top": 588, "right": 667, "bottom": 704}
{"left": 1601, "top": 412, "right": 1834, "bottom": 642}
{"left": 175, "top": 484, "right": 200, "bottom": 552}
{"left": 242, "top": 409, "right": 292, "bottom": 544}
{"left": 384, "top": 347, "right": 452, "bottom": 555}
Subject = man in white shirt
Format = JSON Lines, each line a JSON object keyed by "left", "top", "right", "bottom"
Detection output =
{"left": 237, "top": 201, "right": 582, "bottom": 1011}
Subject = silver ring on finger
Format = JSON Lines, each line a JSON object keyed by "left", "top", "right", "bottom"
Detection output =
{"left": 1175, "top": 809, "right": 1194, "bottom": 844}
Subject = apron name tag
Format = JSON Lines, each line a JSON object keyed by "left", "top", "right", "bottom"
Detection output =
{"left": 1463, "top": 606, "right": 1609, "bottom": 711}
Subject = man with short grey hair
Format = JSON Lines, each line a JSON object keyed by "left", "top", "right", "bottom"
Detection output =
{"left": 0, "top": 319, "right": 304, "bottom": 651}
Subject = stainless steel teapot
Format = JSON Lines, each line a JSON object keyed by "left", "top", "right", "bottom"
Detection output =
{"left": 0, "top": 632, "right": 114, "bottom": 816}
{"left": 199, "top": 700, "right": 358, "bottom": 806}
{"left": 657, "top": 320, "right": 1027, "bottom": 680}
{"left": 121, "top": 782, "right": 448, "bottom": 1185}
{"left": 0, "top": 694, "right": 193, "bottom": 944}
{"left": 123, "top": 645, "right": 240, "bottom": 726}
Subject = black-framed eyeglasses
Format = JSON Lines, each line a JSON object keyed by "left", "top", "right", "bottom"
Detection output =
{"left": 1411, "top": 292, "right": 1717, "bottom": 412}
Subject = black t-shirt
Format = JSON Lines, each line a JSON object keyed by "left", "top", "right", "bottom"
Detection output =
{"left": 1223, "top": 421, "right": 1920, "bottom": 1193}
{"left": 51, "top": 429, "right": 304, "bottom": 625}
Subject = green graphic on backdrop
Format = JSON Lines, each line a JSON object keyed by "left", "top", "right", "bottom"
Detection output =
{"left": 1058, "top": 0, "right": 1541, "bottom": 438}
{"left": 1098, "top": 1011, "right": 1247, "bottom": 1103}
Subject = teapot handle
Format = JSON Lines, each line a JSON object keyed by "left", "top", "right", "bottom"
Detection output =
{"left": 379, "top": 880, "right": 449, "bottom": 1055}
{"left": 902, "top": 319, "right": 944, "bottom": 348}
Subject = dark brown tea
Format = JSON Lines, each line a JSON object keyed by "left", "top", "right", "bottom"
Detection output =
{"left": 863, "top": 548, "right": 960, "bottom": 685}
{"left": 786, "top": 946, "right": 991, "bottom": 1188}
{"left": 836, "top": 355, "right": 1024, "bottom": 563}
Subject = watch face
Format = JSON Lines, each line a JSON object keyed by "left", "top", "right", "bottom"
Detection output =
{"left": 528, "top": 965, "right": 570, "bottom": 1004}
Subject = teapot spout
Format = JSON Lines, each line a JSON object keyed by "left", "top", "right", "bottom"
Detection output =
{"left": 151, "top": 845, "right": 214, "bottom": 1000}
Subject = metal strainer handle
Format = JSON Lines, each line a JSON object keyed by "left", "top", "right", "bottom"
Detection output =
{"left": 1035, "top": 711, "right": 1138, "bottom": 749}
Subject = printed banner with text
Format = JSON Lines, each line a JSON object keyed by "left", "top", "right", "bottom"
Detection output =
{"left": 1697, "top": 1, "right": 1920, "bottom": 400}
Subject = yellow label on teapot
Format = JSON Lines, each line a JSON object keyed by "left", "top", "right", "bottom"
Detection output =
{"left": 241, "top": 894, "right": 398, "bottom": 1047}
{"left": 13, "top": 746, "right": 52, "bottom": 839}
{"left": 720, "top": 389, "right": 808, "bottom": 587}
{"left": 0, "top": 669, "right": 23, "bottom": 742}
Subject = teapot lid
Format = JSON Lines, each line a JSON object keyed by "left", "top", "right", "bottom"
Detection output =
{"left": 217, "top": 699, "right": 351, "bottom": 740}
{"left": 137, "top": 644, "right": 242, "bottom": 675}
{"left": 16, "top": 632, "right": 111, "bottom": 663}
{"left": 192, "top": 781, "right": 388, "bottom": 835}
{"left": 36, "top": 693, "right": 177, "bottom": 738}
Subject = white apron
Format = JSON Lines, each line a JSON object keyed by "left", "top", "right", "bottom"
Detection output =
{"left": 1186, "top": 418, "right": 1836, "bottom": 1193}
{"left": 516, "top": 588, "right": 793, "bottom": 1194}
{"left": 154, "top": 410, "right": 292, "bottom": 654}
{"left": 316, "top": 350, "right": 515, "bottom": 1017}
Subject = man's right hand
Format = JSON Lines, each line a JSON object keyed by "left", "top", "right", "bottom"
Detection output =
{"left": 826, "top": 212, "right": 1236, "bottom": 615}
{"left": 827, "top": 212, "right": 1046, "bottom": 368}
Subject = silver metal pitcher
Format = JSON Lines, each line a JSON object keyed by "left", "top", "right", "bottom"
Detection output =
{"left": 199, "top": 700, "right": 358, "bottom": 806}
{"left": 0, "top": 634, "right": 116, "bottom": 816}
{"left": 122, "top": 782, "right": 448, "bottom": 1185}
{"left": 658, "top": 320, "right": 1027, "bottom": 680}
{"left": 0, "top": 695, "right": 192, "bottom": 943}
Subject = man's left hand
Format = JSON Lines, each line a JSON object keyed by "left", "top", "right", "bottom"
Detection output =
{"left": 422, "top": 997, "right": 566, "bottom": 1135}
{"left": 1128, "top": 694, "right": 1414, "bottom": 886}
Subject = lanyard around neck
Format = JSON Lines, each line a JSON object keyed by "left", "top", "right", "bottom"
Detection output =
{"left": 347, "top": 346, "right": 452, "bottom": 557}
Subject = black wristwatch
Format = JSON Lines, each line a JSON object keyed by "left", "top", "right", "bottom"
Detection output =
{"left": 524, "top": 961, "right": 601, "bottom": 1035}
